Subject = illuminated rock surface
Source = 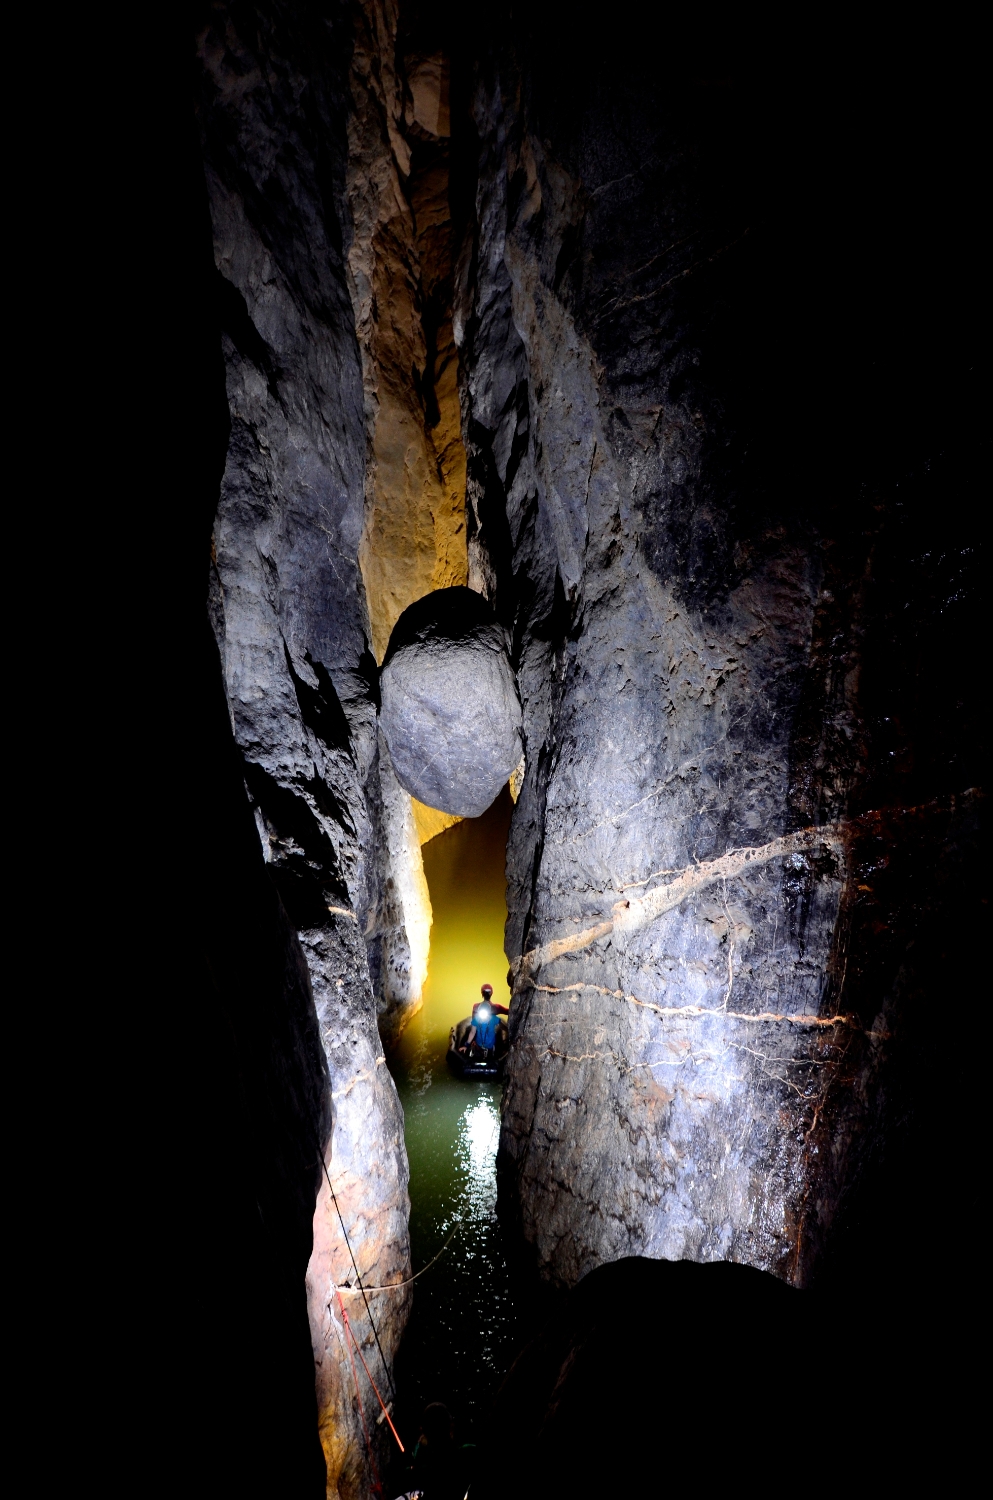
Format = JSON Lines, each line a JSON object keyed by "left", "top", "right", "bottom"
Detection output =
{"left": 380, "top": 587, "right": 523, "bottom": 817}
{"left": 456, "top": 24, "right": 982, "bottom": 1291}
{"left": 347, "top": 3, "right": 468, "bottom": 664}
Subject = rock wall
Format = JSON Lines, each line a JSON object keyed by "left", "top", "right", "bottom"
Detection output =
{"left": 195, "top": 5, "right": 417, "bottom": 1492}
{"left": 455, "top": 23, "right": 982, "bottom": 1288}
{"left": 195, "top": 3, "right": 484, "bottom": 1488}
{"left": 347, "top": 0, "right": 468, "bottom": 663}
{"left": 190, "top": 2, "right": 982, "bottom": 1481}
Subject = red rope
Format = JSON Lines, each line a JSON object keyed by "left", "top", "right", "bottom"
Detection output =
{"left": 337, "top": 1289, "right": 405, "bottom": 1452}
{"left": 335, "top": 1291, "right": 382, "bottom": 1494}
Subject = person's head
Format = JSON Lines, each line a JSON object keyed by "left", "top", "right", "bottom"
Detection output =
{"left": 421, "top": 1401, "right": 454, "bottom": 1447}
{"left": 481, "top": 984, "right": 493, "bottom": 1000}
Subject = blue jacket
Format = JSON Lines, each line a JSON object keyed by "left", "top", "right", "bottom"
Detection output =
{"left": 474, "top": 1011, "right": 498, "bottom": 1049}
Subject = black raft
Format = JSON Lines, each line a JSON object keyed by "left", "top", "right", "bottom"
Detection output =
{"left": 446, "top": 1017, "right": 509, "bottom": 1081}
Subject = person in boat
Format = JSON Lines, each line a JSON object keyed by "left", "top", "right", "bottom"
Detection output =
{"left": 459, "top": 983, "right": 508, "bottom": 1058}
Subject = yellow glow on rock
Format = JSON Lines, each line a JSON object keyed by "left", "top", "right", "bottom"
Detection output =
{"left": 392, "top": 786, "right": 513, "bottom": 1062}
{"left": 410, "top": 796, "right": 462, "bottom": 847}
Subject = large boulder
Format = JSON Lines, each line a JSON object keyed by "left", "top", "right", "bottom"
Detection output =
{"left": 379, "top": 588, "right": 522, "bottom": 817}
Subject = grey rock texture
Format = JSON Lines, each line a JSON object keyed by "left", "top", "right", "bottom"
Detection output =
{"left": 196, "top": 6, "right": 417, "bottom": 1493}
{"left": 346, "top": 0, "right": 469, "bottom": 663}
{"left": 455, "top": 29, "right": 982, "bottom": 1289}
{"left": 380, "top": 586, "right": 523, "bottom": 817}
{"left": 304, "top": 907, "right": 411, "bottom": 1495}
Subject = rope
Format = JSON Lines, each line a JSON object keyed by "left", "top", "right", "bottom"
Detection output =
{"left": 338, "top": 1286, "right": 383, "bottom": 1495}
{"left": 343, "top": 1112, "right": 498, "bottom": 1292}
{"left": 336, "top": 1289, "right": 404, "bottom": 1452}
{"left": 338, "top": 1219, "right": 461, "bottom": 1292}
{"left": 321, "top": 1153, "right": 397, "bottom": 1402}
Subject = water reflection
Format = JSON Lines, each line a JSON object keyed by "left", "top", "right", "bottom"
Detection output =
{"left": 388, "top": 789, "right": 521, "bottom": 1430}
{"left": 460, "top": 1094, "right": 501, "bottom": 1190}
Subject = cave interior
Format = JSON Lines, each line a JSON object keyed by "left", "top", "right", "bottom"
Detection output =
{"left": 121, "top": 3, "right": 984, "bottom": 1495}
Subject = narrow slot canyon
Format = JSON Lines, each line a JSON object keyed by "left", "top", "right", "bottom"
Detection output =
{"left": 387, "top": 789, "right": 521, "bottom": 1441}
{"left": 145, "top": 4, "right": 985, "bottom": 1495}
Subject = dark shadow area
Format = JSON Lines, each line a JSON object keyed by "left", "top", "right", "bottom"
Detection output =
{"left": 472, "top": 1256, "right": 889, "bottom": 1498}
{"left": 168, "top": 623, "right": 330, "bottom": 1497}
{"left": 92, "top": 27, "right": 331, "bottom": 1495}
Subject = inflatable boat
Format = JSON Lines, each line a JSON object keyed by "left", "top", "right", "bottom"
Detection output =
{"left": 446, "top": 1015, "right": 509, "bottom": 1081}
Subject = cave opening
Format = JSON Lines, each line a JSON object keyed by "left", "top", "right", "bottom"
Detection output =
{"left": 386, "top": 785, "right": 526, "bottom": 1451}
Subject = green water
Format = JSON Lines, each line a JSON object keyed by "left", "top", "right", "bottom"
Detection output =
{"left": 388, "top": 787, "right": 522, "bottom": 1432}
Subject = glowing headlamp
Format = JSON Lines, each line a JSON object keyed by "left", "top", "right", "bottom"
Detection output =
{"left": 477, "top": 1004, "right": 492, "bottom": 1021}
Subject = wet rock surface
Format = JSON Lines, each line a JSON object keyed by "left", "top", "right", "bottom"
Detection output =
{"left": 380, "top": 586, "right": 523, "bottom": 816}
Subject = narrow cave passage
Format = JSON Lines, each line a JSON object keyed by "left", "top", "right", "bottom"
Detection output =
{"left": 386, "top": 786, "right": 522, "bottom": 1442}
{"left": 179, "top": 8, "right": 984, "bottom": 1490}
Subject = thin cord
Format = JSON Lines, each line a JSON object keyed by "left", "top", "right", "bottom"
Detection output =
{"left": 339, "top": 1288, "right": 383, "bottom": 1496}
{"left": 321, "top": 1152, "right": 398, "bottom": 1401}
{"left": 337, "top": 1290, "right": 404, "bottom": 1452}
{"left": 338, "top": 1117, "right": 498, "bottom": 1293}
{"left": 338, "top": 1219, "right": 461, "bottom": 1292}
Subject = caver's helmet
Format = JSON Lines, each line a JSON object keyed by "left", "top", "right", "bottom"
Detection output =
{"left": 481, "top": 984, "right": 493, "bottom": 998}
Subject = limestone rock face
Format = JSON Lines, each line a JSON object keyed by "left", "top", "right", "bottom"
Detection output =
{"left": 455, "top": 29, "right": 981, "bottom": 1291}
{"left": 196, "top": 7, "right": 418, "bottom": 1493}
{"left": 380, "top": 587, "right": 522, "bottom": 817}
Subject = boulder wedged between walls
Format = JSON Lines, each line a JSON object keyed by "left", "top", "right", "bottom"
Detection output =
{"left": 379, "top": 586, "right": 523, "bottom": 818}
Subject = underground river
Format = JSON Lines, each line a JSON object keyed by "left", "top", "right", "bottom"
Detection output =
{"left": 386, "top": 786, "right": 524, "bottom": 1443}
